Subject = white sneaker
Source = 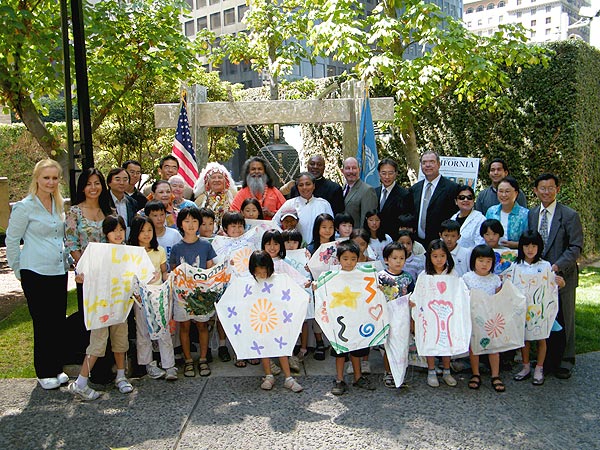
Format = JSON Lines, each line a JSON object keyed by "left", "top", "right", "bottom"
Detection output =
{"left": 164, "top": 367, "right": 178, "bottom": 381}
{"left": 427, "top": 372, "right": 440, "bottom": 388}
{"left": 261, "top": 374, "right": 275, "bottom": 390}
{"left": 283, "top": 377, "right": 303, "bottom": 393}
{"left": 56, "top": 372, "right": 69, "bottom": 385}
{"left": 361, "top": 360, "right": 371, "bottom": 374}
{"left": 38, "top": 377, "right": 60, "bottom": 390}
{"left": 442, "top": 372, "right": 457, "bottom": 387}
{"left": 146, "top": 362, "right": 166, "bottom": 379}
{"left": 115, "top": 376, "right": 133, "bottom": 394}
{"left": 269, "top": 360, "right": 282, "bottom": 376}
{"left": 346, "top": 362, "right": 354, "bottom": 374}
{"left": 68, "top": 382, "right": 100, "bottom": 401}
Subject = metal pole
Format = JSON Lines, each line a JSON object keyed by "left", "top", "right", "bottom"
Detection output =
{"left": 71, "top": 0, "right": 94, "bottom": 170}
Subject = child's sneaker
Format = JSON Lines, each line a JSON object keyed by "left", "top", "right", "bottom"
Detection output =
{"left": 68, "top": 382, "right": 100, "bottom": 401}
{"left": 383, "top": 372, "right": 396, "bottom": 388}
{"left": 361, "top": 360, "right": 371, "bottom": 374}
{"left": 346, "top": 362, "right": 354, "bottom": 374}
{"left": 288, "top": 356, "right": 301, "bottom": 373}
{"left": 115, "top": 376, "right": 133, "bottom": 394}
{"left": 57, "top": 372, "right": 69, "bottom": 385}
{"left": 146, "top": 361, "right": 166, "bottom": 379}
{"left": 331, "top": 380, "right": 347, "bottom": 396}
{"left": 261, "top": 374, "right": 275, "bottom": 390}
{"left": 283, "top": 377, "right": 303, "bottom": 393}
{"left": 442, "top": 371, "right": 457, "bottom": 387}
{"left": 269, "top": 360, "right": 282, "bottom": 376}
{"left": 427, "top": 372, "right": 440, "bottom": 387}
{"left": 353, "top": 376, "right": 376, "bottom": 390}
{"left": 164, "top": 367, "right": 178, "bottom": 381}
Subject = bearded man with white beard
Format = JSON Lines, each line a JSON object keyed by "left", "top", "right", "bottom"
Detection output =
{"left": 230, "top": 156, "right": 286, "bottom": 220}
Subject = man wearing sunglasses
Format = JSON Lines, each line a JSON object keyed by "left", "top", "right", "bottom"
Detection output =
{"left": 475, "top": 158, "right": 527, "bottom": 214}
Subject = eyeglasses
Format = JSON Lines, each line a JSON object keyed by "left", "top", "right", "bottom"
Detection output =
{"left": 457, "top": 195, "right": 474, "bottom": 201}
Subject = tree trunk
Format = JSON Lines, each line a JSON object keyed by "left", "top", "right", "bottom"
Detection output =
{"left": 15, "top": 94, "right": 59, "bottom": 157}
{"left": 403, "top": 121, "right": 420, "bottom": 185}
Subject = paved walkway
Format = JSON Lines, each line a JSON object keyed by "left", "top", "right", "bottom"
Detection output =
{"left": 0, "top": 350, "right": 598, "bottom": 450}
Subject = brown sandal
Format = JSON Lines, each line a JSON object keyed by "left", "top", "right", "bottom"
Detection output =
{"left": 234, "top": 359, "right": 247, "bottom": 368}
{"left": 491, "top": 376, "right": 506, "bottom": 393}
{"left": 468, "top": 374, "right": 481, "bottom": 390}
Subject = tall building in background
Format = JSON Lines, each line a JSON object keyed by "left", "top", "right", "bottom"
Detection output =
{"left": 181, "top": 0, "right": 464, "bottom": 86}
{"left": 463, "top": 0, "right": 590, "bottom": 42}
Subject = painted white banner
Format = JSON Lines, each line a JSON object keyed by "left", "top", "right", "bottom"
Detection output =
{"left": 307, "top": 241, "right": 340, "bottom": 279}
{"left": 384, "top": 294, "right": 411, "bottom": 387}
{"left": 411, "top": 274, "right": 471, "bottom": 357}
{"left": 216, "top": 273, "right": 309, "bottom": 359}
{"left": 135, "top": 277, "right": 173, "bottom": 339}
{"left": 77, "top": 243, "right": 155, "bottom": 330}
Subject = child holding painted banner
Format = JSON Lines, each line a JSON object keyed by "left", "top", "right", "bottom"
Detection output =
{"left": 128, "top": 216, "right": 177, "bottom": 381}
{"left": 378, "top": 242, "right": 415, "bottom": 388}
{"left": 170, "top": 207, "right": 217, "bottom": 378}
{"left": 68, "top": 216, "right": 133, "bottom": 400}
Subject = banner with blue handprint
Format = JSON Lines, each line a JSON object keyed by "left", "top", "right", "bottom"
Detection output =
{"left": 216, "top": 273, "right": 309, "bottom": 359}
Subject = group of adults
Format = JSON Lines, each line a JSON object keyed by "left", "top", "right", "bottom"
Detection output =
{"left": 6, "top": 149, "right": 582, "bottom": 390}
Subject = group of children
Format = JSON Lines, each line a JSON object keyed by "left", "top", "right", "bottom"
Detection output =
{"left": 68, "top": 194, "right": 561, "bottom": 400}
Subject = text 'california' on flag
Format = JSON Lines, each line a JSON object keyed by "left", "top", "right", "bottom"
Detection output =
{"left": 356, "top": 96, "right": 379, "bottom": 188}
{"left": 172, "top": 100, "right": 199, "bottom": 188}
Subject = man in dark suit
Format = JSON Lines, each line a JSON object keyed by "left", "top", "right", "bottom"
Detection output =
{"left": 375, "top": 158, "right": 410, "bottom": 241}
{"left": 342, "top": 157, "right": 378, "bottom": 227}
{"left": 289, "top": 155, "right": 345, "bottom": 215}
{"left": 528, "top": 173, "right": 583, "bottom": 379}
{"left": 122, "top": 160, "right": 148, "bottom": 210}
{"left": 107, "top": 167, "right": 137, "bottom": 230}
{"left": 408, "top": 151, "right": 459, "bottom": 247}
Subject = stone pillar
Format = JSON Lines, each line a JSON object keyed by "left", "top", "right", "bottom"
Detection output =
{"left": 341, "top": 80, "right": 365, "bottom": 159}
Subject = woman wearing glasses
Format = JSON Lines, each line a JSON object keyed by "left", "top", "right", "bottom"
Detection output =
{"left": 450, "top": 185, "right": 486, "bottom": 249}
{"left": 485, "top": 176, "right": 529, "bottom": 249}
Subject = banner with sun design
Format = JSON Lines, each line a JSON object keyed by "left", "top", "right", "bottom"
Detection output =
{"left": 411, "top": 275, "right": 471, "bottom": 357}
{"left": 314, "top": 266, "right": 389, "bottom": 354}
{"left": 212, "top": 231, "right": 260, "bottom": 278}
{"left": 308, "top": 241, "right": 341, "bottom": 279}
{"left": 77, "top": 243, "right": 155, "bottom": 331}
{"left": 215, "top": 273, "right": 309, "bottom": 359}
{"left": 470, "top": 280, "right": 526, "bottom": 355}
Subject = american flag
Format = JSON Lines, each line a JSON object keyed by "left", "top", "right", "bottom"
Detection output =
{"left": 171, "top": 101, "right": 199, "bottom": 188}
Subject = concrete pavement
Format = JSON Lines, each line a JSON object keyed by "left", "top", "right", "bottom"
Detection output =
{"left": 0, "top": 350, "right": 598, "bottom": 449}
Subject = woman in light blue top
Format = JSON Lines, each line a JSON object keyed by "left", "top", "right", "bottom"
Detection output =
{"left": 6, "top": 159, "right": 69, "bottom": 390}
{"left": 485, "top": 176, "right": 529, "bottom": 249}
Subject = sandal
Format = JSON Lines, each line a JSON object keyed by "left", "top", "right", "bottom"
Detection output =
{"left": 184, "top": 360, "right": 195, "bottom": 377}
{"left": 491, "top": 376, "right": 506, "bottom": 393}
{"left": 115, "top": 376, "right": 133, "bottom": 394}
{"left": 248, "top": 359, "right": 260, "bottom": 365}
{"left": 218, "top": 345, "right": 232, "bottom": 362}
{"left": 468, "top": 374, "right": 481, "bottom": 390}
{"left": 234, "top": 359, "right": 247, "bottom": 368}
{"left": 198, "top": 359, "right": 211, "bottom": 377}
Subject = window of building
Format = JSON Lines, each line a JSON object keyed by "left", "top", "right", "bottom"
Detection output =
{"left": 545, "top": 28, "right": 551, "bottom": 35}
{"left": 487, "top": 3, "right": 494, "bottom": 10}
{"left": 197, "top": 16, "right": 207, "bottom": 30}
{"left": 466, "top": 7, "right": 473, "bottom": 13}
{"left": 531, "top": 19, "right": 536, "bottom": 26}
{"left": 546, "top": 17, "right": 551, "bottom": 24}
{"left": 185, "top": 0, "right": 193, "bottom": 9}
{"left": 238, "top": 4, "right": 249, "bottom": 21}
{"left": 478, "top": 19, "right": 483, "bottom": 26}
{"left": 531, "top": 30, "right": 536, "bottom": 37}
{"left": 516, "top": 11, "right": 522, "bottom": 17}
{"left": 184, "top": 20, "right": 194, "bottom": 37}
{"left": 196, "top": 0, "right": 206, "bottom": 7}
{"left": 210, "top": 12, "right": 221, "bottom": 30}
{"left": 499, "top": 15, "right": 504, "bottom": 22}
{"left": 327, "top": 65, "right": 336, "bottom": 77}
{"left": 531, "top": 0, "right": 536, "bottom": 2}
{"left": 531, "top": 8, "right": 536, "bottom": 14}
{"left": 467, "top": 21, "right": 472, "bottom": 27}
{"left": 546, "top": 5, "right": 551, "bottom": 12}
{"left": 517, "top": 0, "right": 521, "bottom": 5}
{"left": 209, "top": 0, "right": 219, "bottom": 5}
{"left": 223, "top": 8, "right": 235, "bottom": 26}
{"left": 498, "top": 1, "right": 505, "bottom": 7}
{"left": 476, "top": 5, "right": 484, "bottom": 12}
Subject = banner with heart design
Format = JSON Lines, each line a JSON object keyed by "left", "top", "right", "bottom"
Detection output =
{"left": 314, "top": 265, "right": 389, "bottom": 353}
{"left": 411, "top": 274, "right": 471, "bottom": 356}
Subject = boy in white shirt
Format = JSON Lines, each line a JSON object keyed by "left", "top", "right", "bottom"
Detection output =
{"left": 439, "top": 219, "right": 470, "bottom": 276}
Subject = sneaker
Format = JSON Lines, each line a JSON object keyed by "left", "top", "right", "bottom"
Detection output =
{"left": 346, "top": 362, "right": 354, "bottom": 374}
{"left": 56, "top": 372, "right": 69, "bottom": 385}
{"left": 532, "top": 367, "right": 545, "bottom": 386}
{"left": 361, "top": 360, "right": 371, "bottom": 374}
{"left": 353, "top": 376, "right": 376, "bottom": 390}
{"left": 288, "top": 356, "right": 301, "bottom": 373}
{"left": 427, "top": 372, "right": 439, "bottom": 388}
{"left": 261, "top": 374, "right": 275, "bottom": 390}
{"left": 383, "top": 372, "right": 396, "bottom": 388}
{"left": 283, "top": 377, "right": 303, "bottom": 393}
{"left": 513, "top": 365, "right": 531, "bottom": 381}
{"left": 146, "top": 362, "right": 166, "bottom": 379}
{"left": 269, "top": 360, "right": 282, "bottom": 376}
{"left": 38, "top": 377, "right": 60, "bottom": 390}
{"left": 68, "top": 382, "right": 100, "bottom": 401}
{"left": 164, "top": 367, "right": 178, "bottom": 381}
{"left": 115, "top": 376, "right": 133, "bottom": 394}
{"left": 442, "top": 372, "right": 457, "bottom": 387}
{"left": 331, "top": 380, "right": 347, "bottom": 396}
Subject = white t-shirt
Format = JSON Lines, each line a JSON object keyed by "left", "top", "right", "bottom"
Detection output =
{"left": 157, "top": 227, "right": 182, "bottom": 270}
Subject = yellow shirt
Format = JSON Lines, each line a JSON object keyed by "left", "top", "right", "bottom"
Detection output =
{"left": 147, "top": 247, "right": 167, "bottom": 285}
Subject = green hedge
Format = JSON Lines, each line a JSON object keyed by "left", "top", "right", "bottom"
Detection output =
{"left": 414, "top": 41, "right": 600, "bottom": 255}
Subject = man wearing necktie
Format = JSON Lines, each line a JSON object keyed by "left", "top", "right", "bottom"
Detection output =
{"left": 342, "top": 157, "right": 378, "bottom": 227}
{"left": 408, "top": 151, "right": 459, "bottom": 247}
{"left": 528, "top": 173, "right": 583, "bottom": 380}
{"left": 375, "top": 158, "right": 409, "bottom": 241}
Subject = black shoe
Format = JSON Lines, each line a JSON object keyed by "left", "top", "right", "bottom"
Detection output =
{"left": 218, "top": 345, "right": 231, "bottom": 362}
{"left": 555, "top": 367, "right": 572, "bottom": 379}
{"left": 206, "top": 349, "right": 213, "bottom": 363}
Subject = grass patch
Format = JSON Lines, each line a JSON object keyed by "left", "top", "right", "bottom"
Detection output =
{"left": 0, "top": 290, "right": 78, "bottom": 378}
{"left": 575, "top": 267, "right": 600, "bottom": 354}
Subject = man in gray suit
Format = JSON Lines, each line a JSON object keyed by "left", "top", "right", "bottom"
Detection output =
{"left": 342, "top": 157, "right": 378, "bottom": 227}
{"left": 528, "top": 173, "right": 583, "bottom": 379}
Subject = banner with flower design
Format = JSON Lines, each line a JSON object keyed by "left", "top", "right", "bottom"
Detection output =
{"left": 470, "top": 280, "right": 526, "bottom": 355}
{"left": 307, "top": 241, "right": 341, "bottom": 279}
{"left": 215, "top": 273, "right": 309, "bottom": 359}
{"left": 411, "top": 275, "right": 471, "bottom": 357}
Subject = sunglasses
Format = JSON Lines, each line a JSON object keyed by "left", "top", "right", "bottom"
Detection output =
{"left": 457, "top": 195, "right": 474, "bottom": 201}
